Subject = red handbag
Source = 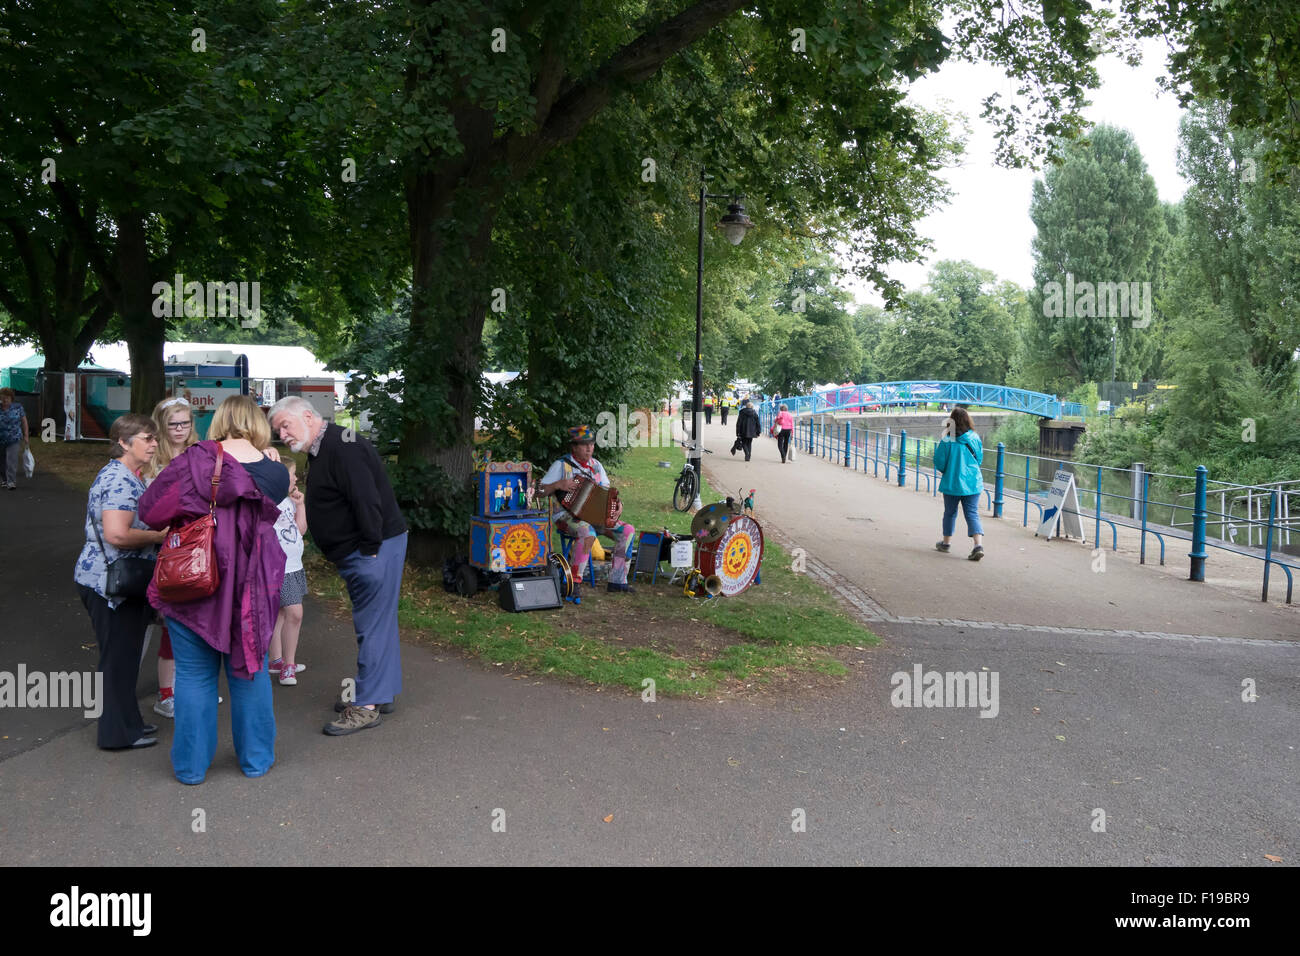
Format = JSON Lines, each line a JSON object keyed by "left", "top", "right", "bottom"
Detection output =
{"left": 154, "top": 442, "right": 224, "bottom": 602}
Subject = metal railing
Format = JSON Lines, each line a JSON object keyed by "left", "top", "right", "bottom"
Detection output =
{"left": 789, "top": 417, "right": 1296, "bottom": 604}
{"left": 1174, "top": 479, "right": 1300, "bottom": 548}
{"left": 758, "top": 381, "right": 1086, "bottom": 422}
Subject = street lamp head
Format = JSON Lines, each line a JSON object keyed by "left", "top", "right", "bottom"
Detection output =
{"left": 717, "top": 198, "right": 754, "bottom": 246}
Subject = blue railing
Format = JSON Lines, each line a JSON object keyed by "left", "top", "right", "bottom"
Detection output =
{"left": 759, "top": 381, "right": 1085, "bottom": 423}
{"left": 786, "top": 418, "right": 1295, "bottom": 605}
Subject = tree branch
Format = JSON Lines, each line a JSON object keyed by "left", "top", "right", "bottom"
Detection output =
{"left": 46, "top": 179, "right": 122, "bottom": 309}
{"left": 504, "top": 0, "right": 753, "bottom": 174}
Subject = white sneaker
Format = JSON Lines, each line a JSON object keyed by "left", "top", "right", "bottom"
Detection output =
{"left": 153, "top": 696, "right": 175, "bottom": 719}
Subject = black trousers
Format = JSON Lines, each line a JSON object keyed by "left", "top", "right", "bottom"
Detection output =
{"left": 730, "top": 436, "right": 754, "bottom": 460}
{"left": 777, "top": 428, "right": 793, "bottom": 461}
{"left": 78, "top": 585, "right": 151, "bottom": 748}
{"left": 704, "top": 407, "right": 713, "bottom": 424}
{"left": 720, "top": 407, "right": 729, "bottom": 426}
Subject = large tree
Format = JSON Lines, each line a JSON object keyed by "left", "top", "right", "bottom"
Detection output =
{"left": 1158, "top": 98, "right": 1300, "bottom": 465}
{"left": 1022, "top": 124, "right": 1167, "bottom": 391}
{"left": 873, "top": 260, "right": 1019, "bottom": 383}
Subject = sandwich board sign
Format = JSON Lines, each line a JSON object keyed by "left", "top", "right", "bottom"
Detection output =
{"left": 1036, "top": 470, "right": 1084, "bottom": 539}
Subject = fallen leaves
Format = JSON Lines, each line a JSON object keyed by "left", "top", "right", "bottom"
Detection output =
{"left": 603, "top": 814, "right": 614, "bottom": 823}
{"left": 1264, "top": 853, "right": 1283, "bottom": 863}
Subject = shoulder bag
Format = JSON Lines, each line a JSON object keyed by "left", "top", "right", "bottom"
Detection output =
{"left": 90, "top": 507, "right": 155, "bottom": 600}
{"left": 154, "top": 441, "right": 224, "bottom": 602}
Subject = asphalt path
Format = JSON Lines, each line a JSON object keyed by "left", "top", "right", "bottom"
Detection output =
{"left": 0, "top": 444, "right": 1296, "bottom": 865}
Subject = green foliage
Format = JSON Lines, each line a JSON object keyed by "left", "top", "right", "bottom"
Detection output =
{"left": 1022, "top": 124, "right": 1168, "bottom": 392}
{"left": 987, "top": 413, "right": 1041, "bottom": 453}
{"left": 873, "top": 260, "right": 1019, "bottom": 383}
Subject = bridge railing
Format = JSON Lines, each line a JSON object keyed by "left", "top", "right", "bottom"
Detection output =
{"left": 788, "top": 417, "right": 1295, "bottom": 604}
{"left": 759, "top": 381, "right": 1087, "bottom": 424}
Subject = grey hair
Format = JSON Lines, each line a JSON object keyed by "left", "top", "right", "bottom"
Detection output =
{"left": 268, "top": 396, "right": 317, "bottom": 425}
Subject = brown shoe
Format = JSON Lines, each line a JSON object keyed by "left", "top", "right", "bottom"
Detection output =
{"left": 323, "top": 705, "right": 382, "bottom": 736}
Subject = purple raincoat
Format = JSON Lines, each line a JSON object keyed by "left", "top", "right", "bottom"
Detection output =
{"left": 138, "top": 440, "right": 285, "bottom": 679}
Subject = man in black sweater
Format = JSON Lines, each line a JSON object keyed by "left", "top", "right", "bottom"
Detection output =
{"left": 269, "top": 397, "right": 407, "bottom": 736}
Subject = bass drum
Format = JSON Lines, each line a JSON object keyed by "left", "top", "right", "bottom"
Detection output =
{"left": 697, "top": 515, "right": 763, "bottom": 596}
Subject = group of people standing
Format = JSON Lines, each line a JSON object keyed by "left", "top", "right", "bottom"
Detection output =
{"left": 73, "top": 393, "right": 406, "bottom": 784}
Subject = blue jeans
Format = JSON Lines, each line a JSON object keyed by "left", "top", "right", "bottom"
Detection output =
{"left": 942, "top": 493, "right": 983, "bottom": 538}
{"left": 167, "top": 617, "right": 275, "bottom": 785}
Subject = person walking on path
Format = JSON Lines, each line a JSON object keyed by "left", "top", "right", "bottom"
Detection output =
{"left": 932, "top": 407, "right": 985, "bottom": 561}
{"left": 703, "top": 392, "right": 715, "bottom": 425}
{"left": 719, "top": 392, "right": 732, "bottom": 427}
{"left": 139, "top": 396, "right": 289, "bottom": 784}
{"left": 730, "top": 398, "right": 762, "bottom": 461}
{"left": 74, "top": 413, "right": 168, "bottom": 750}
{"left": 0, "top": 387, "right": 30, "bottom": 489}
{"left": 269, "top": 397, "right": 408, "bottom": 736}
{"left": 774, "top": 403, "right": 795, "bottom": 463}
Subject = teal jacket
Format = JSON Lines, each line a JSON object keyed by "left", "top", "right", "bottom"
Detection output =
{"left": 933, "top": 431, "right": 984, "bottom": 497}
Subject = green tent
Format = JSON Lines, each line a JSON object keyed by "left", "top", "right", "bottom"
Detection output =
{"left": 0, "top": 354, "right": 111, "bottom": 392}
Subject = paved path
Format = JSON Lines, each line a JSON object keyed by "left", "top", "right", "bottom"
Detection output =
{"left": 699, "top": 421, "right": 1299, "bottom": 641}
{"left": 0, "top": 442, "right": 1296, "bottom": 865}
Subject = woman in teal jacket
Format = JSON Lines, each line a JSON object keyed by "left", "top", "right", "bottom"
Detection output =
{"left": 932, "top": 407, "right": 985, "bottom": 560}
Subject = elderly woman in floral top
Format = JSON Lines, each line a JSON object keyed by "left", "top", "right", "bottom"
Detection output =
{"left": 74, "top": 413, "right": 169, "bottom": 750}
{"left": 0, "top": 387, "right": 30, "bottom": 489}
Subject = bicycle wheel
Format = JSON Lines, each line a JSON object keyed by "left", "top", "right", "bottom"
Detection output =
{"left": 673, "top": 469, "right": 696, "bottom": 512}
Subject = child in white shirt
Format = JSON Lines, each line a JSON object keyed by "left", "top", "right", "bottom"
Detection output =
{"left": 269, "top": 459, "right": 309, "bottom": 685}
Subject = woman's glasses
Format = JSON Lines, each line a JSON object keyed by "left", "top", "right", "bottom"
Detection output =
{"left": 167, "top": 421, "right": 192, "bottom": 430}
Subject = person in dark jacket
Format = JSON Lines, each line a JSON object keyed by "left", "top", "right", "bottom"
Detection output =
{"left": 269, "top": 397, "right": 407, "bottom": 736}
{"left": 730, "top": 399, "right": 762, "bottom": 461}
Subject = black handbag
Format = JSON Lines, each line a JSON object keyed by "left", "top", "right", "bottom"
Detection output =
{"left": 90, "top": 507, "right": 155, "bottom": 600}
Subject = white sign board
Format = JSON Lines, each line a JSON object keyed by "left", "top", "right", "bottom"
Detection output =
{"left": 63, "top": 375, "right": 77, "bottom": 441}
{"left": 1036, "top": 470, "right": 1085, "bottom": 539}
{"left": 670, "top": 540, "right": 694, "bottom": 568}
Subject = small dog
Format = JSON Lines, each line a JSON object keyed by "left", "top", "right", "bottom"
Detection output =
{"left": 742, "top": 489, "right": 756, "bottom": 516}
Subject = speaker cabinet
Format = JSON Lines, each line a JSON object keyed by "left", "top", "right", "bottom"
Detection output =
{"left": 499, "top": 574, "right": 562, "bottom": 612}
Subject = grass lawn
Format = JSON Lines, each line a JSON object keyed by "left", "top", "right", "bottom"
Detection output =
{"left": 351, "top": 443, "right": 879, "bottom": 699}
{"left": 42, "top": 438, "right": 878, "bottom": 698}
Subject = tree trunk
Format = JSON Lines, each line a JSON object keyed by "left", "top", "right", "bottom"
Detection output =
{"left": 114, "top": 213, "right": 166, "bottom": 413}
{"left": 400, "top": 163, "right": 500, "bottom": 566}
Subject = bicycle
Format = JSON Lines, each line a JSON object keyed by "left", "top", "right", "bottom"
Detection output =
{"left": 673, "top": 442, "right": 712, "bottom": 512}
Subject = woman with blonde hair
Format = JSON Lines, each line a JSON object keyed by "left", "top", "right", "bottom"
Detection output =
{"left": 138, "top": 394, "right": 288, "bottom": 784}
{"left": 144, "top": 397, "right": 200, "bottom": 718}
{"left": 148, "top": 396, "right": 200, "bottom": 479}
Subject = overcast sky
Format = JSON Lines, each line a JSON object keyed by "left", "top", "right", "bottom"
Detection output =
{"left": 846, "top": 37, "right": 1188, "bottom": 307}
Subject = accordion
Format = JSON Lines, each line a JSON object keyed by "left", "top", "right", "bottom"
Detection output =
{"left": 557, "top": 477, "right": 620, "bottom": 527}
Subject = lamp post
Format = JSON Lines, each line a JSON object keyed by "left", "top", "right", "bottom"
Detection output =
{"left": 690, "top": 167, "right": 753, "bottom": 509}
{"left": 1110, "top": 324, "right": 1118, "bottom": 383}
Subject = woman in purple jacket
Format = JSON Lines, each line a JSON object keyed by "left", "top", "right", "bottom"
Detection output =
{"left": 139, "top": 396, "right": 288, "bottom": 785}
